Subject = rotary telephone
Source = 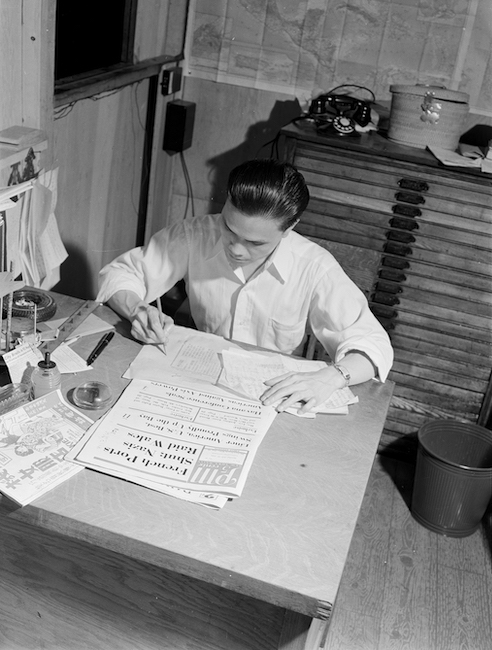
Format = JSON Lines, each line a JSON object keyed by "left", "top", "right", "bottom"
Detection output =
{"left": 307, "top": 90, "right": 373, "bottom": 136}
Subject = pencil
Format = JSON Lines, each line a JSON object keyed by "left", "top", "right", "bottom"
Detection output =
{"left": 155, "top": 298, "right": 167, "bottom": 355}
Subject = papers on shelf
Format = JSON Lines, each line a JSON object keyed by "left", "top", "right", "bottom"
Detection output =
{"left": 0, "top": 170, "right": 68, "bottom": 290}
{"left": 0, "top": 390, "right": 92, "bottom": 506}
{"left": 66, "top": 377, "right": 277, "bottom": 509}
{"left": 428, "top": 145, "right": 492, "bottom": 173}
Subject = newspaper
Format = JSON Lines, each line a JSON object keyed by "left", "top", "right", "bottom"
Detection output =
{"left": 66, "top": 377, "right": 277, "bottom": 501}
{"left": 0, "top": 390, "right": 93, "bottom": 506}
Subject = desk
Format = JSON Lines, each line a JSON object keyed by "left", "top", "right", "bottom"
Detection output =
{"left": 0, "top": 293, "right": 394, "bottom": 649}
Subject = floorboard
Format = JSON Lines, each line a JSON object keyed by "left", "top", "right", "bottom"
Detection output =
{"left": 324, "top": 455, "right": 492, "bottom": 650}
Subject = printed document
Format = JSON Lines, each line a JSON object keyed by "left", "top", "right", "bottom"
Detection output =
{"left": 66, "top": 377, "right": 277, "bottom": 500}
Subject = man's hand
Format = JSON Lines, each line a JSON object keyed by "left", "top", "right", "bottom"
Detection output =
{"left": 260, "top": 366, "right": 345, "bottom": 414}
{"left": 107, "top": 290, "right": 173, "bottom": 346}
{"left": 260, "top": 352, "right": 377, "bottom": 415}
{"left": 129, "top": 302, "right": 174, "bottom": 346}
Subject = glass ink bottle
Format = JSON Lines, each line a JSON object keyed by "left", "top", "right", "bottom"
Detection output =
{"left": 31, "top": 351, "right": 61, "bottom": 399}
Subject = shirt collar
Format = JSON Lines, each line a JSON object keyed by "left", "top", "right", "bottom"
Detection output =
{"left": 264, "top": 233, "right": 293, "bottom": 283}
{"left": 207, "top": 217, "right": 293, "bottom": 283}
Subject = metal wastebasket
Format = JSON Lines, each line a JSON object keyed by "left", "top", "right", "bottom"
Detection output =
{"left": 411, "top": 420, "right": 492, "bottom": 537}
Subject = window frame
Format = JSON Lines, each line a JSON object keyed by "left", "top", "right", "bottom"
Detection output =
{"left": 54, "top": 0, "right": 140, "bottom": 106}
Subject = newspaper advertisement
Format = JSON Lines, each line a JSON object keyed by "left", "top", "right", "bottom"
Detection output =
{"left": 66, "top": 377, "right": 277, "bottom": 499}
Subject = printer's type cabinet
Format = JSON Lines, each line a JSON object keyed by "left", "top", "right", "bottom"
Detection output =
{"left": 281, "top": 123, "right": 492, "bottom": 458}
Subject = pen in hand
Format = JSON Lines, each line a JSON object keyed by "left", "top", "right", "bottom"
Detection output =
{"left": 86, "top": 331, "right": 115, "bottom": 366}
{"left": 155, "top": 299, "right": 167, "bottom": 355}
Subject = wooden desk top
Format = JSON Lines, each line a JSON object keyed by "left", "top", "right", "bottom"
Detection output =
{"left": 1, "top": 293, "right": 394, "bottom": 619}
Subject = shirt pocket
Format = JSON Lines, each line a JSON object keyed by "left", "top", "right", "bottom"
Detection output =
{"left": 268, "top": 317, "right": 307, "bottom": 354}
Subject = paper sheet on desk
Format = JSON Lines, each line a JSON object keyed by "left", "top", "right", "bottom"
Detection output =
{"left": 124, "top": 327, "right": 358, "bottom": 417}
{"left": 3, "top": 341, "right": 90, "bottom": 384}
{"left": 219, "top": 349, "right": 358, "bottom": 417}
{"left": 124, "top": 326, "right": 226, "bottom": 385}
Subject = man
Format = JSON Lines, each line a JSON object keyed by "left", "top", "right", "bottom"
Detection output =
{"left": 97, "top": 159, "right": 393, "bottom": 413}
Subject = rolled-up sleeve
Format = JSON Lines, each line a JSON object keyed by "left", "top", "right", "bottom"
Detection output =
{"left": 96, "top": 221, "right": 190, "bottom": 305}
{"left": 309, "top": 264, "right": 394, "bottom": 382}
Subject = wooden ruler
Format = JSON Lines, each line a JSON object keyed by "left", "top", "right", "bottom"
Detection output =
{"left": 41, "top": 300, "right": 101, "bottom": 353}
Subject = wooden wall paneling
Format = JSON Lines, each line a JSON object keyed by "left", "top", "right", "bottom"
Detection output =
{"left": 53, "top": 84, "right": 147, "bottom": 298}
{"left": 0, "top": 0, "right": 22, "bottom": 132}
{"left": 179, "top": 77, "right": 303, "bottom": 215}
{"left": 145, "top": 92, "right": 179, "bottom": 239}
{"left": 21, "top": 0, "right": 55, "bottom": 137}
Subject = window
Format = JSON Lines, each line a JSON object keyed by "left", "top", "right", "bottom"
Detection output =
{"left": 55, "top": 0, "right": 137, "bottom": 81}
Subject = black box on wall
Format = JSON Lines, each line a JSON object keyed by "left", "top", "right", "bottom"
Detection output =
{"left": 163, "top": 100, "right": 196, "bottom": 154}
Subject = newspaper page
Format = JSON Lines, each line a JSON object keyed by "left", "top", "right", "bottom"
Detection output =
{"left": 66, "top": 377, "right": 277, "bottom": 499}
{"left": 0, "top": 390, "right": 93, "bottom": 506}
{"left": 219, "top": 349, "right": 358, "bottom": 415}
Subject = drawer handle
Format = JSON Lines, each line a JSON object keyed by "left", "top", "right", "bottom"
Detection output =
{"left": 375, "top": 280, "right": 402, "bottom": 294}
{"left": 387, "top": 230, "right": 416, "bottom": 244}
{"left": 395, "top": 191, "right": 425, "bottom": 205}
{"left": 392, "top": 204, "right": 422, "bottom": 217}
{"left": 384, "top": 241, "right": 412, "bottom": 256}
{"left": 382, "top": 255, "right": 410, "bottom": 269}
{"left": 370, "top": 304, "right": 397, "bottom": 320}
{"left": 379, "top": 268, "right": 407, "bottom": 283}
{"left": 373, "top": 292, "right": 400, "bottom": 306}
{"left": 398, "top": 178, "right": 429, "bottom": 193}
{"left": 390, "top": 216, "right": 419, "bottom": 231}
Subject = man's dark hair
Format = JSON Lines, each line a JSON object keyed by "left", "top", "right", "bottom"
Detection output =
{"left": 227, "top": 159, "right": 310, "bottom": 230}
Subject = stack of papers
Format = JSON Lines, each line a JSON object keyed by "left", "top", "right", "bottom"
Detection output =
{"left": 2, "top": 313, "right": 114, "bottom": 384}
{"left": 0, "top": 171, "right": 68, "bottom": 288}
{"left": 124, "top": 327, "right": 358, "bottom": 417}
{"left": 428, "top": 145, "right": 492, "bottom": 173}
{"left": 68, "top": 327, "right": 359, "bottom": 508}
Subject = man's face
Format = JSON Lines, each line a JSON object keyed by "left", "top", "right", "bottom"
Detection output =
{"left": 220, "top": 200, "right": 292, "bottom": 267}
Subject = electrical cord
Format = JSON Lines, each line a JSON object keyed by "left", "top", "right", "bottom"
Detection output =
{"left": 179, "top": 151, "right": 195, "bottom": 219}
{"left": 322, "top": 84, "right": 376, "bottom": 103}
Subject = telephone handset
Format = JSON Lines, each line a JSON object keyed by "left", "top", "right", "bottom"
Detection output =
{"left": 307, "top": 93, "right": 372, "bottom": 135}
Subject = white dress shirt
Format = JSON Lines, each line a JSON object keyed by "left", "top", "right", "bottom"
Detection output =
{"left": 97, "top": 214, "right": 394, "bottom": 380}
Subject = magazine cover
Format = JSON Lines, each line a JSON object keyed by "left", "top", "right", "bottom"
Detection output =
{"left": 0, "top": 390, "right": 94, "bottom": 506}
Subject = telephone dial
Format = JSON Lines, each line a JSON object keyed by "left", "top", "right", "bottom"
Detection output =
{"left": 307, "top": 87, "right": 374, "bottom": 136}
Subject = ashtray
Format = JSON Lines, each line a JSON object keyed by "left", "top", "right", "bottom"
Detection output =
{"left": 73, "top": 381, "right": 112, "bottom": 410}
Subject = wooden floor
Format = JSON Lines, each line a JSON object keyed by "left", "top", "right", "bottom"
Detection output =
{"left": 324, "top": 454, "right": 492, "bottom": 650}
{"left": 0, "top": 455, "right": 491, "bottom": 649}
